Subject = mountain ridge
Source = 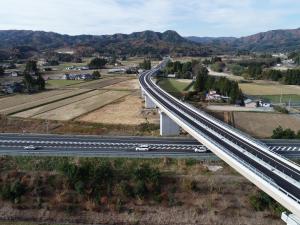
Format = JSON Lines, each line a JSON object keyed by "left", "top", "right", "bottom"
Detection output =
{"left": 186, "top": 28, "right": 300, "bottom": 52}
{"left": 0, "top": 29, "right": 211, "bottom": 59}
{"left": 1, "top": 27, "right": 300, "bottom": 60}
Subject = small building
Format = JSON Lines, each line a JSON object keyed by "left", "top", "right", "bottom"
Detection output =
{"left": 206, "top": 91, "right": 222, "bottom": 101}
{"left": 11, "top": 71, "right": 19, "bottom": 77}
{"left": 108, "top": 68, "right": 126, "bottom": 74}
{"left": 167, "top": 74, "right": 176, "bottom": 78}
{"left": 62, "top": 73, "right": 95, "bottom": 80}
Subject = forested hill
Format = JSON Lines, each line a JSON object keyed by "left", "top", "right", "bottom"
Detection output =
{"left": 0, "top": 30, "right": 211, "bottom": 59}
{"left": 186, "top": 28, "right": 300, "bottom": 52}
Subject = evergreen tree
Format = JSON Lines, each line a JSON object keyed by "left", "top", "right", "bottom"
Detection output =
{"left": 23, "top": 60, "right": 45, "bottom": 92}
{"left": 194, "top": 66, "right": 208, "bottom": 92}
{"left": 24, "top": 60, "right": 38, "bottom": 74}
{"left": 23, "top": 72, "right": 35, "bottom": 92}
{"left": 36, "top": 74, "right": 45, "bottom": 90}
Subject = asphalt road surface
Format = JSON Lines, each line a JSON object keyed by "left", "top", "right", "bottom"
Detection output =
{"left": 0, "top": 133, "right": 299, "bottom": 159}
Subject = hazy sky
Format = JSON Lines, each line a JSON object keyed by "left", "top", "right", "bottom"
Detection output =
{"left": 1, "top": 0, "right": 300, "bottom": 37}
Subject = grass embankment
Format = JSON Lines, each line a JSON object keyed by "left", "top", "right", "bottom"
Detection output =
{"left": 157, "top": 78, "right": 194, "bottom": 97}
{"left": 0, "top": 114, "right": 159, "bottom": 136}
{"left": 0, "top": 156, "right": 285, "bottom": 225}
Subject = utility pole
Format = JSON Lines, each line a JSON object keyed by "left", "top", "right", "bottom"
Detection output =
{"left": 45, "top": 120, "right": 49, "bottom": 134}
{"left": 280, "top": 88, "right": 283, "bottom": 105}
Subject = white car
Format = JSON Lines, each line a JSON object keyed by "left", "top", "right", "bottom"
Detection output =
{"left": 135, "top": 144, "right": 150, "bottom": 151}
{"left": 24, "top": 145, "right": 37, "bottom": 150}
{"left": 194, "top": 146, "right": 207, "bottom": 153}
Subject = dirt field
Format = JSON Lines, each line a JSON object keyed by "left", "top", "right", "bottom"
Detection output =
{"left": 233, "top": 112, "right": 300, "bottom": 138}
{"left": 33, "top": 90, "right": 131, "bottom": 121}
{"left": 78, "top": 93, "right": 159, "bottom": 125}
{"left": 103, "top": 78, "right": 140, "bottom": 91}
{"left": 0, "top": 89, "right": 70, "bottom": 109}
{"left": 71, "top": 77, "right": 132, "bottom": 89}
{"left": 0, "top": 89, "right": 89, "bottom": 115}
{"left": 12, "top": 90, "right": 103, "bottom": 118}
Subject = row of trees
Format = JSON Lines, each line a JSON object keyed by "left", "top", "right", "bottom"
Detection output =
{"left": 226, "top": 57, "right": 281, "bottom": 79}
{"left": 271, "top": 126, "right": 300, "bottom": 139}
{"left": 193, "top": 65, "right": 244, "bottom": 104}
{"left": 163, "top": 60, "right": 205, "bottom": 79}
{"left": 261, "top": 69, "right": 300, "bottom": 85}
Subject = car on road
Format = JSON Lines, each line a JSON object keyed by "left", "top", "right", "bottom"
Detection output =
{"left": 194, "top": 146, "right": 207, "bottom": 153}
{"left": 135, "top": 144, "right": 150, "bottom": 151}
{"left": 24, "top": 145, "right": 38, "bottom": 150}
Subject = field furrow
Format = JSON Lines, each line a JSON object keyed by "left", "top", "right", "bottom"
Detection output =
{"left": 0, "top": 89, "right": 91, "bottom": 115}
{"left": 33, "top": 90, "right": 131, "bottom": 121}
{"left": 71, "top": 77, "right": 131, "bottom": 89}
{"left": 0, "top": 89, "right": 70, "bottom": 109}
{"left": 12, "top": 90, "right": 106, "bottom": 118}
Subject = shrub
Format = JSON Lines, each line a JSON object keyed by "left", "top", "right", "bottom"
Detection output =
{"left": 271, "top": 126, "right": 296, "bottom": 139}
{"left": 249, "top": 191, "right": 285, "bottom": 216}
{"left": 273, "top": 105, "right": 289, "bottom": 114}
{"left": 0, "top": 180, "right": 26, "bottom": 203}
{"left": 134, "top": 180, "right": 147, "bottom": 198}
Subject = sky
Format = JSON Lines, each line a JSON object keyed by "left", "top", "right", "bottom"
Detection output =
{"left": 1, "top": 0, "right": 300, "bottom": 37}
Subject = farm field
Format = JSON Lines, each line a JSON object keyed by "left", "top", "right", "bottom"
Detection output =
{"left": 0, "top": 89, "right": 70, "bottom": 109}
{"left": 78, "top": 93, "right": 159, "bottom": 125}
{"left": 12, "top": 90, "right": 103, "bottom": 118}
{"left": 0, "top": 89, "right": 89, "bottom": 115}
{"left": 233, "top": 112, "right": 300, "bottom": 138}
{"left": 70, "top": 77, "right": 132, "bottom": 89}
{"left": 239, "top": 82, "right": 300, "bottom": 95}
{"left": 46, "top": 79, "right": 85, "bottom": 88}
{"left": 33, "top": 90, "right": 131, "bottom": 121}
{"left": 102, "top": 78, "right": 139, "bottom": 91}
{"left": 0, "top": 76, "right": 148, "bottom": 126}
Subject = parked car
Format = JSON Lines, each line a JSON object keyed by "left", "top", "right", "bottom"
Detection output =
{"left": 135, "top": 144, "right": 150, "bottom": 151}
{"left": 194, "top": 146, "right": 207, "bottom": 153}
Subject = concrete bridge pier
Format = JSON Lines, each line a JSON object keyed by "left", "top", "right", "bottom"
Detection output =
{"left": 145, "top": 95, "right": 156, "bottom": 109}
{"left": 160, "top": 111, "right": 180, "bottom": 136}
{"left": 282, "top": 212, "right": 300, "bottom": 225}
{"left": 140, "top": 87, "right": 145, "bottom": 98}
